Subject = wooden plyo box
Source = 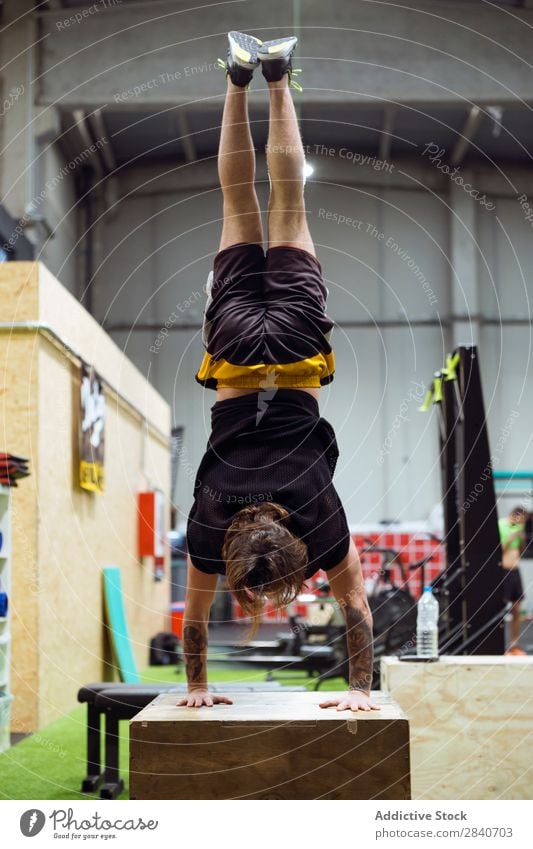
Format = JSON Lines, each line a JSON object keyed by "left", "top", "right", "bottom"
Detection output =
{"left": 381, "top": 655, "right": 533, "bottom": 800}
{"left": 130, "top": 691, "right": 410, "bottom": 800}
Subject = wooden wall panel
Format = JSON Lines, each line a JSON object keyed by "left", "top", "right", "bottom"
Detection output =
{"left": 0, "top": 330, "right": 39, "bottom": 733}
{"left": 0, "top": 262, "right": 39, "bottom": 322}
{"left": 0, "top": 262, "right": 171, "bottom": 731}
{"left": 37, "top": 339, "right": 169, "bottom": 727}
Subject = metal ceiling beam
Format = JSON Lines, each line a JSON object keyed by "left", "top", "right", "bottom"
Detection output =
{"left": 87, "top": 108, "right": 116, "bottom": 172}
{"left": 451, "top": 105, "right": 484, "bottom": 166}
{"left": 175, "top": 110, "right": 196, "bottom": 164}
{"left": 115, "top": 155, "right": 533, "bottom": 199}
{"left": 379, "top": 106, "right": 396, "bottom": 162}
{"left": 104, "top": 318, "right": 447, "bottom": 333}
{"left": 34, "top": 0, "right": 533, "bottom": 108}
{"left": 72, "top": 109, "right": 105, "bottom": 177}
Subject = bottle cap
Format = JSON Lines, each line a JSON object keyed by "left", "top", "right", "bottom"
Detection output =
{"left": 423, "top": 585, "right": 432, "bottom": 592}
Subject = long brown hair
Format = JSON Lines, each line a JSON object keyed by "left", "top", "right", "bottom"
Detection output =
{"left": 222, "top": 502, "right": 308, "bottom": 635}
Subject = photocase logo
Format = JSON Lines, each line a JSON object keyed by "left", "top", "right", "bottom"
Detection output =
{"left": 20, "top": 809, "right": 46, "bottom": 837}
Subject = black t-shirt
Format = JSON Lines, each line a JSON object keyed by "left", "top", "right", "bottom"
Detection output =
{"left": 186, "top": 389, "right": 351, "bottom": 578}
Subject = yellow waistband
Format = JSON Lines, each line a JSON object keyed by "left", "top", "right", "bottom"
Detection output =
{"left": 196, "top": 351, "right": 335, "bottom": 389}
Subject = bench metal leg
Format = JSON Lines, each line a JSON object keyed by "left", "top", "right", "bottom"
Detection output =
{"left": 81, "top": 703, "right": 103, "bottom": 793}
{"left": 100, "top": 712, "right": 124, "bottom": 799}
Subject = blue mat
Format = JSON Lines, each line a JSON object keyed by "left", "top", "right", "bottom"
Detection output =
{"left": 102, "top": 567, "right": 140, "bottom": 684}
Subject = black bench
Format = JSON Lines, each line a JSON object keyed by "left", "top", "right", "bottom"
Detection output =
{"left": 78, "top": 683, "right": 179, "bottom": 796}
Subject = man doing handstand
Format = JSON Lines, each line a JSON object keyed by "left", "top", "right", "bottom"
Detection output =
{"left": 180, "top": 32, "right": 379, "bottom": 712}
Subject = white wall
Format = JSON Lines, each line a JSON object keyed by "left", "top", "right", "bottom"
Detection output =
{"left": 92, "top": 165, "right": 533, "bottom": 527}
{"left": 478, "top": 197, "right": 533, "bottom": 484}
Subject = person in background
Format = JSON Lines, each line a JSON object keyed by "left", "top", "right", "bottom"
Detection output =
{"left": 498, "top": 505, "right": 527, "bottom": 656}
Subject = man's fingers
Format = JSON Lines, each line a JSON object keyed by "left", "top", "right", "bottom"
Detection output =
{"left": 320, "top": 695, "right": 380, "bottom": 712}
{"left": 177, "top": 693, "right": 234, "bottom": 708}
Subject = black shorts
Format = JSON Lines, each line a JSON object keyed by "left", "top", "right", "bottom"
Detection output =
{"left": 195, "top": 242, "right": 335, "bottom": 390}
{"left": 502, "top": 567, "right": 524, "bottom": 604}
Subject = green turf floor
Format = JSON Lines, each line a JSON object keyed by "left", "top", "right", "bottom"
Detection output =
{"left": 0, "top": 665, "right": 346, "bottom": 800}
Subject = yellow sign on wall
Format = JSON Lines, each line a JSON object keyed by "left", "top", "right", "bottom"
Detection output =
{"left": 79, "top": 362, "right": 105, "bottom": 493}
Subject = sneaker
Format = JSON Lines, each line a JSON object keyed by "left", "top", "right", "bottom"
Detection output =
{"left": 504, "top": 646, "right": 527, "bottom": 656}
{"left": 258, "top": 36, "right": 301, "bottom": 89}
{"left": 218, "top": 31, "right": 263, "bottom": 88}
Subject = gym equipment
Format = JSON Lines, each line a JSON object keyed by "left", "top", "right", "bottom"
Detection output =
{"left": 78, "top": 680, "right": 305, "bottom": 799}
{"left": 206, "top": 615, "right": 344, "bottom": 680}
{"left": 130, "top": 690, "right": 410, "bottom": 800}
{"left": 87, "top": 685, "right": 176, "bottom": 799}
{"left": 102, "top": 567, "right": 140, "bottom": 683}
{"left": 207, "top": 542, "right": 437, "bottom": 688}
{"left": 0, "top": 452, "right": 30, "bottom": 487}
{"left": 78, "top": 682, "right": 171, "bottom": 795}
{"left": 211, "top": 645, "right": 339, "bottom": 676}
{"left": 363, "top": 543, "right": 436, "bottom": 669}
{"left": 76, "top": 567, "right": 146, "bottom": 794}
{"left": 315, "top": 541, "right": 437, "bottom": 689}
{"left": 421, "top": 346, "right": 506, "bottom": 654}
{"left": 149, "top": 631, "right": 179, "bottom": 666}
{"left": 0, "top": 586, "right": 7, "bottom": 618}
{"left": 382, "top": 655, "right": 533, "bottom": 799}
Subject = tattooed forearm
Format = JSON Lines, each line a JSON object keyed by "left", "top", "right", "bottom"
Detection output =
{"left": 183, "top": 623, "right": 208, "bottom": 689}
{"left": 345, "top": 606, "right": 373, "bottom": 694}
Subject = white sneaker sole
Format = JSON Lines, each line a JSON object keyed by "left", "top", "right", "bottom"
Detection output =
{"left": 228, "top": 31, "right": 262, "bottom": 69}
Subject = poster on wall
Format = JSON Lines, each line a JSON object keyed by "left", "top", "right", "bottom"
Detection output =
{"left": 79, "top": 361, "right": 106, "bottom": 493}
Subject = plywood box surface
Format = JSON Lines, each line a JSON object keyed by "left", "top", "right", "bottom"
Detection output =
{"left": 381, "top": 655, "right": 533, "bottom": 799}
{"left": 130, "top": 691, "right": 411, "bottom": 800}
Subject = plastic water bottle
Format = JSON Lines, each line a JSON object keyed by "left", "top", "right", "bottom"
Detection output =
{"left": 416, "top": 586, "right": 439, "bottom": 657}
